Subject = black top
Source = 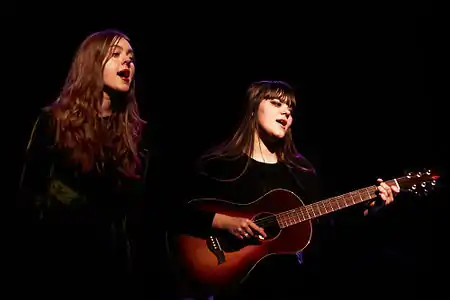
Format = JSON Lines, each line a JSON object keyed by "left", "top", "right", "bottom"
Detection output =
{"left": 14, "top": 109, "right": 149, "bottom": 288}
{"left": 171, "top": 155, "right": 322, "bottom": 237}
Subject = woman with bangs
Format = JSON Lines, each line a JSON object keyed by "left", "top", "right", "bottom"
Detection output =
{"left": 15, "top": 29, "right": 149, "bottom": 290}
{"left": 167, "top": 80, "right": 400, "bottom": 300}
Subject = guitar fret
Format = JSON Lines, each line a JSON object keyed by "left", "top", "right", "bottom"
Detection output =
{"left": 275, "top": 172, "right": 428, "bottom": 229}
{"left": 277, "top": 184, "right": 381, "bottom": 228}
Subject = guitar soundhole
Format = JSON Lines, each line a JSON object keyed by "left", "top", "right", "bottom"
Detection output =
{"left": 254, "top": 212, "right": 280, "bottom": 239}
{"left": 215, "top": 213, "right": 280, "bottom": 253}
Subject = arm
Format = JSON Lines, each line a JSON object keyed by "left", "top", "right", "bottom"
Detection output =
{"left": 16, "top": 111, "right": 55, "bottom": 223}
{"left": 167, "top": 170, "right": 218, "bottom": 237}
{"left": 166, "top": 162, "right": 265, "bottom": 239}
{"left": 13, "top": 111, "right": 57, "bottom": 274}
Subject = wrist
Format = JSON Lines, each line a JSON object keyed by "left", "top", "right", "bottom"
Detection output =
{"left": 212, "top": 213, "right": 227, "bottom": 229}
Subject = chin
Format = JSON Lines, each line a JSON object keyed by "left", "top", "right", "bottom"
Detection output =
{"left": 270, "top": 133, "right": 286, "bottom": 140}
{"left": 275, "top": 130, "right": 287, "bottom": 138}
{"left": 115, "top": 85, "right": 131, "bottom": 92}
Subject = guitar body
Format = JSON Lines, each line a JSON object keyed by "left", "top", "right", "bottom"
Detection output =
{"left": 165, "top": 189, "right": 312, "bottom": 295}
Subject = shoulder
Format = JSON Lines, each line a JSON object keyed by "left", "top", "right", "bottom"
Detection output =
{"left": 25, "top": 107, "right": 57, "bottom": 153}
{"left": 289, "top": 166, "right": 319, "bottom": 186}
{"left": 34, "top": 107, "right": 56, "bottom": 130}
{"left": 286, "top": 156, "right": 322, "bottom": 202}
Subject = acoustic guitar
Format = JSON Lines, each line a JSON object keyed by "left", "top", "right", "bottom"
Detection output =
{"left": 165, "top": 170, "right": 439, "bottom": 294}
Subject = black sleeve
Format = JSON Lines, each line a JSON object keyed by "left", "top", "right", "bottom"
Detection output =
{"left": 15, "top": 111, "right": 55, "bottom": 223}
{"left": 12, "top": 111, "right": 57, "bottom": 278}
{"left": 167, "top": 169, "right": 216, "bottom": 237}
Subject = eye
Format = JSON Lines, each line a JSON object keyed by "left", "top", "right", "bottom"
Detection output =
{"left": 270, "top": 100, "right": 282, "bottom": 107}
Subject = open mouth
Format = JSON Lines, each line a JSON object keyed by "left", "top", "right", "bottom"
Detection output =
{"left": 117, "top": 69, "right": 130, "bottom": 80}
{"left": 276, "top": 119, "right": 287, "bottom": 126}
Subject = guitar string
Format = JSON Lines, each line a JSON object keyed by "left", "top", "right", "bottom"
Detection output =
{"left": 251, "top": 174, "right": 423, "bottom": 228}
{"left": 251, "top": 185, "right": 379, "bottom": 228}
{"left": 209, "top": 175, "right": 417, "bottom": 231}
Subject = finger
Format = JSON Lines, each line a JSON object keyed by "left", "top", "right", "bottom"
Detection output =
{"left": 236, "top": 226, "right": 250, "bottom": 239}
{"left": 376, "top": 187, "right": 387, "bottom": 203}
{"left": 378, "top": 188, "right": 394, "bottom": 204}
{"left": 392, "top": 184, "right": 400, "bottom": 193}
{"left": 240, "top": 225, "right": 253, "bottom": 237}
{"left": 381, "top": 183, "right": 395, "bottom": 203}
{"left": 233, "top": 232, "right": 243, "bottom": 239}
{"left": 377, "top": 185, "right": 386, "bottom": 195}
{"left": 378, "top": 178, "right": 396, "bottom": 199}
{"left": 234, "top": 228, "right": 244, "bottom": 239}
{"left": 380, "top": 182, "right": 393, "bottom": 195}
{"left": 248, "top": 221, "right": 267, "bottom": 238}
{"left": 378, "top": 179, "right": 390, "bottom": 196}
{"left": 240, "top": 221, "right": 255, "bottom": 236}
{"left": 382, "top": 181, "right": 400, "bottom": 194}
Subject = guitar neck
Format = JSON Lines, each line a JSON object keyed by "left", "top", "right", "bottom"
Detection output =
{"left": 276, "top": 179, "right": 398, "bottom": 228}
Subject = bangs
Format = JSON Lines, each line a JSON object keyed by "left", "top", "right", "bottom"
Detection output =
{"left": 263, "top": 88, "right": 296, "bottom": 108}
{"left": 248, "top": 80, "right": 297, "bottom": 109}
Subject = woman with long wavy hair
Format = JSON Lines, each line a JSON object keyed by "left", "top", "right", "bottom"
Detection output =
{"left": 15, "top": 29, "right": 148, "bottom": 291}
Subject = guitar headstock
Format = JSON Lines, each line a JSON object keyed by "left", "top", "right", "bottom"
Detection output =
{"left": 396, "top": 169, "right": 440, "bottom": 196}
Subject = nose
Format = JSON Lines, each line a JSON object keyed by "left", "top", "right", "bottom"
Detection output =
{"left": 282, "top": 109, "right": 291, "bottom": 118}
{"left": 123, "top": 57, "right": 132, "bottom": 67}
{"left": 121, "top": 54, "right": 132, "bottom": 66}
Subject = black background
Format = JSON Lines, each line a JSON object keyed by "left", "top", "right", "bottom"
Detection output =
{"left": 10, "top": 2, "right": 445, "bottom": 297}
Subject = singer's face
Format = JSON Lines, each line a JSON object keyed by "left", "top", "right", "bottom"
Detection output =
{"left": 103, "top": 37, "right": 135, "bottom": 92}
{"left": 256, "top": 98, "right": 293, "bottom": 140}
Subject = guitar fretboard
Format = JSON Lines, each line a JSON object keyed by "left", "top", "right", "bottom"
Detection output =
{"left": 276, "top": 179, "right": 397, "bottom": 228}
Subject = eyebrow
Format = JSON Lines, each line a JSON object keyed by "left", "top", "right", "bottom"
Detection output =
{"left": 268, "top": 98, "right": 294, "bottom": 109}
{"left": 110, "top": 45, "right": 134, "bottom": 55}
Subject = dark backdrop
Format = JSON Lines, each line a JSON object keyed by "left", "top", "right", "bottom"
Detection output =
{"left": 10, "top": 3, "right": 445, "bottom": 298}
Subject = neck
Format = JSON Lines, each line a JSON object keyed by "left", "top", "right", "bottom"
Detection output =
{"left": 102, "top": 85, "right": 128, "bottom": 116}
{"left": 251, "top": 132, "right": 278, "bottom": 164}
{"left": 99, "top": 92, "right": 113, "bottom": 117}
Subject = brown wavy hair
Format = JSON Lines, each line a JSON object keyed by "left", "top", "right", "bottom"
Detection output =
{"left": 200, "top": 80, "right": 315, "bottom": 180}
{"left": 47, "top": 29, "right": 146, "bottom": 178}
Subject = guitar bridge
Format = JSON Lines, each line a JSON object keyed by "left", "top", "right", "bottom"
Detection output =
{"left": 207, "top": 235, "right": 226, "bottom": 265}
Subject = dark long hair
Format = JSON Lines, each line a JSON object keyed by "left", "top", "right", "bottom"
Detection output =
{"left": 47, "top": 29, "right": 146, "bottom": 178}
{"left": 200, "top": 80, "right": 315, "bottom": 181}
